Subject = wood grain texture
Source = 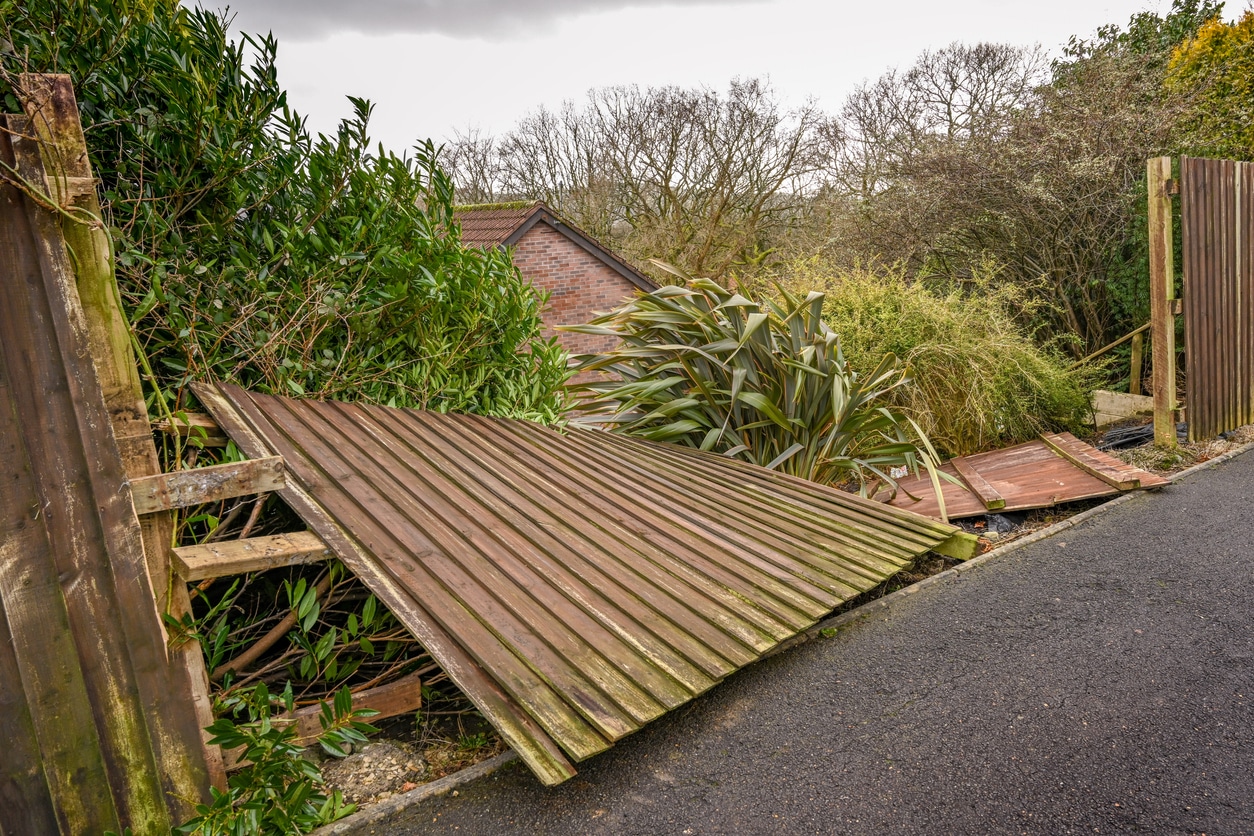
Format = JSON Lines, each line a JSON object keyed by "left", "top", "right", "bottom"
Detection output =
{"left": 191, "top": 382, "right": 581, "bottom": 787}
{"left": 1148, "top": 156, "right": 1178, "bottom": 447}
{"left": 1040, "top": 432, "right": 1141, "bottom": 490}
{"left": 2, "top": 115, "right": 164, "bottom": 833}
{"left": 193, "top": 380, "right": 968, "bottom": 785}
{"left": 130, "top": 455, "right": 285, "bottom": 514}
{"left": 1182, "top": 155, "right": 1254, "bottom": 441}
{"left": 21, "top": 74, "right": 220, "bottom": 800}
{"left": 173, "top": 530, "right": 331, "bottom": 580}
{"left": 950, "top": 456, "right": 1006, "bottom": 511}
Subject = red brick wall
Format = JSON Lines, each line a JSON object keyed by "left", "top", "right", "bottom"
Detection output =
{"left": 511, "top": 222, "right": 639, "bottom": 358}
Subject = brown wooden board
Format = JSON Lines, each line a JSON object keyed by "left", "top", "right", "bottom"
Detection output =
{"left": 194, "top": 381, "right": 971, "bottom": 785}
{"left": 129, "top": 455, "right": 285, "bottom": 514}
{"left": 173, "top": 530, "right": 331, "bottom": 580}
{"left": 0, "top": 113, "right": 210, "bottom": 832}
{"left": 1183, "top": 156, "right": 1254, "bottom": 441}
{"left": 881, "top": 434, "right": 1168, "bottom": 521}
{"left": 18, "top": 74, "right": 220, "bottom": 797}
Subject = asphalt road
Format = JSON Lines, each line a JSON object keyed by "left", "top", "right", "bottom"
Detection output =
{"left": 372, "top": 450, "right": 1254, "bottom": 835}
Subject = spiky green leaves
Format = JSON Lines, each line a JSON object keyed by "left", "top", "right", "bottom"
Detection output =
{"left": 567, "top": 270, "right": 945, "bottom": 498}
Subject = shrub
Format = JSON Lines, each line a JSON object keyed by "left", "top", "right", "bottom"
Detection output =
{"left": 176, "top": 683, "right": 377, "bottom": 836}
{"left": 774, "top": 260, "right": 1096, "bottom": 456}
{"left": 567, "top": 269, "right": 944, "bottom": 495}
{"left": 1167, "top": 10, "right": 1254, "bottom": 160}
{"left": 0, "top": 0, "right": 569, "bottom": 420}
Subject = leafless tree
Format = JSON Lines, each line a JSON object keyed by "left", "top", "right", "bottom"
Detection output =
{"left": 445, "top": 79, "right": 823, "bottom": 279}
{"left": 443, "top": 126, "right": 500, "bottom": 204}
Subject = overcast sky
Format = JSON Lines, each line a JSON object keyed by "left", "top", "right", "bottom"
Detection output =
{"left": 205, "top": 0, "right": 1195, "bottom": 153}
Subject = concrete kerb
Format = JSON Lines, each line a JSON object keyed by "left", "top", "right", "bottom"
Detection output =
{"left": 311, "top": 439, "right": 1254, "bottom": 833}
{"left": 309, "top": 751, "right": 519, "bottom": 835}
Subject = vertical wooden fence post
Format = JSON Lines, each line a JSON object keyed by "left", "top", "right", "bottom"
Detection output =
{"left": 1129, "top": 331, "right": 1145, "bottom": 396}
{"left": 18, "top": 74, "right": 222, "bottom": 804}
{"left": 1148, "top": 156, "right": 1178, "bottom": 448}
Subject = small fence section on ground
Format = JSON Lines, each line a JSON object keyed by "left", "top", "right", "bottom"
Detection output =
{"left": 1181, "top": 156, "right": 1254, "bottom": 441}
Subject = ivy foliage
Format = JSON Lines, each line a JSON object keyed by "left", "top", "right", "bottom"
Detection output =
{"left": 0, "top": 0, "right": 569, "bottom": 418}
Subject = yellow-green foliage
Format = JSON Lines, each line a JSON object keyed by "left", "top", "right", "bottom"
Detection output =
{"left": 1168, "top": 11, "right": 1254, "bottom": 160}
{"left": 775, "top": 261, "right": 1096, "bottom": 456}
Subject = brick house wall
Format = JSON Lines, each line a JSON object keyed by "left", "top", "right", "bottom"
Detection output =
{"left": 510, "top": 222, "right": 639, "bottom": 358}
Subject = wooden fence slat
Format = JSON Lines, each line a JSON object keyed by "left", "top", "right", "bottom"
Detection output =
{"left": 173, "top": 530, "right": 332, "bottom": 581}
{"left": 0, "top": 369, "right": 112, "bottom": 834}
{"left": 130, "top": 455, "right": 285, "bottom": 514}
{"left": 1, "top": 124, "right": 142, "bottom": 832}
{"left": 949, "top": 456, "right": 1005, "bottom": 511}
{"left": 18, "top": 73, "right": 222, "bottom": 798}
{"left": 0, "top": 583, "right": 61, "bottom": 836}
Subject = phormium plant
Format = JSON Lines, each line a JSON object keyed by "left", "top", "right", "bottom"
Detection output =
{"left": 567, "top": 266, "right": 948, "bottom": 500}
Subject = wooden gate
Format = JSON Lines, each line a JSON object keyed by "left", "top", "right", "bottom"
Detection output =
{"left": 1180, "top": 155, "right": 1254, "bottom": 441}
{"left": 0, "top": 81, "right": 210, "bottom": 832}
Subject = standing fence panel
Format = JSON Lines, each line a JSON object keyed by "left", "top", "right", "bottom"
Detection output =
{"left": 1182, "top": 156, "right": 1254, "bottom": 441}
{"left": 0, "top": 113, "right": 207, "bottom": 831}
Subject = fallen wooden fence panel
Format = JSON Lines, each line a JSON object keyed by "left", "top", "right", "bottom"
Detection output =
{"left": 880, "top": 433, "right": 1169, "bottom": 520}
{"left": 194, "top": 380, "right": 976, "bottom": 786}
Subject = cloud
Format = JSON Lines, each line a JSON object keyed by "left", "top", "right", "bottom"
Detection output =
{"left": 214, "top": 0, "right": 758, "bottom": 41}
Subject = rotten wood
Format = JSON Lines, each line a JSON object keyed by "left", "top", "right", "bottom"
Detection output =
{"left": 1148, "top": 156, "right": 1178, "bottom": 447}
{"left": 173, "top": 530, "right": 331, "bottom": 581}
{"left": 17, "top": 74, "right": 223, "bottom": 798}
{"left": 949, "top": 456, "right": 1005, "bottom": 511}
{"left": 1, "top": 103, "right": 193, "bottom": 830}
{"left": 130, "top": 455, "right": 285, "bottom": 515}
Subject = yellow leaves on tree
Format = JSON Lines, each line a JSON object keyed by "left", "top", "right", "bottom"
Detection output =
{"left": 1167, "top": 11, "right": 1254, "bottom": 160}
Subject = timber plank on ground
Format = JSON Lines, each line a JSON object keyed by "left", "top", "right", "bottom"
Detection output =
{"left": 880, "top": 433, "right": 1169, "bottom": 521}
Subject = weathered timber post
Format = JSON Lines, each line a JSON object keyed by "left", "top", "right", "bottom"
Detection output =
{"left": 1129, "top": 330, "right": 1144, "bottom": 396}
{"left": 1148, "top": 156, "right": 1179, "bottom": 448}
{"left": 15, "top": 74, "right": 219, "bottom": 815}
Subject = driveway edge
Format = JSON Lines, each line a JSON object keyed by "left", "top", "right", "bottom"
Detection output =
{"left": 310, "top": 751, "right": 519, "bottom": 835}
{"left": 770, "top": 438, "right": 1254, "bottom": 656}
